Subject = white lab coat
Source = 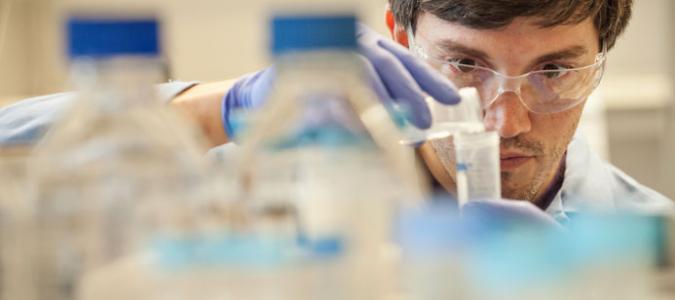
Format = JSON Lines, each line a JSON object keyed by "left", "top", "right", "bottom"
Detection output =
{"left": 547, "top": 136, "right": 674, "bottom": 220}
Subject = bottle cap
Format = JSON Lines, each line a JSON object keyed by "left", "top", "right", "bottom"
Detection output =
{"left": 272, "top": 14, "right": 357, "bottom": 55}
{"left": 67, "top": 17, "right": 159, "bottom": 59}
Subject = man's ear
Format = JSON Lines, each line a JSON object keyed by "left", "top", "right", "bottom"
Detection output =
{"left": 385, "top": 4, "right": 409, "bottom": 47}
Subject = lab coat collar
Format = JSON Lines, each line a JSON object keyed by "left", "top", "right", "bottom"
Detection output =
{"left": 545, "top": 136, "right": 617, "bottom": 221}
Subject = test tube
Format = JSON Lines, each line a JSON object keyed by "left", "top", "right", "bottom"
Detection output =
{"left": 454, "top": 131, "right": 501, "bottom": 206}
{"left": 399, "top": 87, "right": 484, "bottom": 145}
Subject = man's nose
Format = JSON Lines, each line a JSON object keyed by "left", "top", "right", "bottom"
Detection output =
{"left": 483, "top": 92, "right": 532, "bottom": 138}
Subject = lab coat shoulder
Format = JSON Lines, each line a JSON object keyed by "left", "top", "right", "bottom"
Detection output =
{"left": 561, "top": 136, "right": 675, "bottom": 215}
{"left": 0, "top": 92, "right": 74, "bottom": 146}
{"left": 607, "top": 164, "right": 675, "bottom": 214}
{"left": 0, "top": 81, "right": 199, "bottom": 146}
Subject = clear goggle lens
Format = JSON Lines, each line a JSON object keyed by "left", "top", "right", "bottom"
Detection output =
{"left": 409, "top": 27, "right": 606, "bottom": 114}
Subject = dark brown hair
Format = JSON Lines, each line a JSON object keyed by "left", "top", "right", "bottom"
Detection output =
{"left": 389, "top": 0, "right": 633, "bottom": 49}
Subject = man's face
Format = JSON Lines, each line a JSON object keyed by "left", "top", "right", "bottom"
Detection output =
{"left": 410, "top": 13, "right": 601, "bottom": 203}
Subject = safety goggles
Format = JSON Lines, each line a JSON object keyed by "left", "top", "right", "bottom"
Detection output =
{"left": 407, "top": 27, "right": 607, "bottom": 114}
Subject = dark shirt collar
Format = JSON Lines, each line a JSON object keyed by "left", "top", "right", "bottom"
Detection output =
{"left": 534, "top": 153, "right": 567, "bottom": 211}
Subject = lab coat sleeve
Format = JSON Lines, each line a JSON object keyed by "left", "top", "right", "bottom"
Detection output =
{"left": 0, "top": 81, "right": 199, "bottom": 146}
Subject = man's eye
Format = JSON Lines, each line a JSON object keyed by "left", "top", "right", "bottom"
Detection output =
{"left": 449, "top": 58, "right": 478, "bottom": 73}
{"left": 541, "top": 64, "right": 569, "bottom": 79}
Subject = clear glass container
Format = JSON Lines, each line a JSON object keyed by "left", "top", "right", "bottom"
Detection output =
{"left": 25, "top": 55, "right": 208, "bottom": 300}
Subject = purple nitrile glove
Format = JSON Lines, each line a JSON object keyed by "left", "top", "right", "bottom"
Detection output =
{"left": 221, "top": 24, "right": 461, "bottom": 138}
{"left": 462, "top": 199, "right": 564, "bottom": 230}
{"left": 221, "top": 69, "right": 276, "bottom": 138}
{"left": 356, "top": 24, "right": 460, "bottom": 129}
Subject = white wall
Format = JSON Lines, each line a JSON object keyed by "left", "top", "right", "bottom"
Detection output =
{"left": 599, "top": 0, "right": 675, "bottom": 199}
{"left": 0, "top": 0, "right": 391, "bottom": 98}
{"left": 0, "top": 0, "right": 31, "bottom": 102}
{"left": 604, "top": 0, "right": 672, "bottom": 76}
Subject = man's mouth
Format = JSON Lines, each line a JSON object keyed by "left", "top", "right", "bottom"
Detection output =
{"left": 500, "top": 151, "right": 535, "bottom": 170}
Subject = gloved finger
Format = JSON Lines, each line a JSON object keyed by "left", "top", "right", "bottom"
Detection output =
{"left": 362, "top": 57, "right": 420, "bottom": 127}
{"left": 462, "top": 199, "right": 564, "bottom": 230}
{"left": 378, "top": 39, "right": 460, "bottom": 105}
{"left": 360, "top": 43, "right": 432, "bottom": 129}
{"left": 247, "top": 67, "right": 277, "bottom": 108}
{"left": 358, "top": 54, "right": 426, "bottom": 129}
{"left": 357, "top": 55, "right": 395, "bottom": 108}
{"left": 226, "top": 69, "right": 272, "bottom": 109}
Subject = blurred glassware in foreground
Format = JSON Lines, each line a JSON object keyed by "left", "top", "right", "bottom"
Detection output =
{"left": 233, "top": 13, "right": 426, "bottom": 255}
{"left": 14, "top": 16, "right": 208, "bottom": 300}
{"left": 395, "top": 201, "right": 675, "bottom": 300}
{"left": 399, "top": 87, "right": 485, "bottom": 146}
{"left": 0, "top": 146, "right": 32, "bottom": 299}
{"left": 83, "top": 13, "right": 427, "bottom": 300}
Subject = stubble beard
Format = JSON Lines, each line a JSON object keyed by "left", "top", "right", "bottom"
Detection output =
{"left": 429, "top": 135, "right": 565, "bottom": 203}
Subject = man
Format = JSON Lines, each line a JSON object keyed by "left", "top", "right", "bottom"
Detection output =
{"left": 1, "top": 0, "right": 672, "bottom": 220}
{"left": 382, "top": 0, "right": 675, "bottom": 219}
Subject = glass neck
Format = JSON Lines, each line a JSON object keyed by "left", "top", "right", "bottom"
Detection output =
{"left": 70, "top": 56, "right": 166, "bottom": 111}
{"left": 275, "top": 50, "right": 361, "bottom": 71}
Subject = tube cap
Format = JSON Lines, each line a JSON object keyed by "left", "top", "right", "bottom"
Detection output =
{"left": 67, "top": 17, "right": 160, "bottom": 59}
{"left": 272, "top": 14, "right": 357, "bottom": 55}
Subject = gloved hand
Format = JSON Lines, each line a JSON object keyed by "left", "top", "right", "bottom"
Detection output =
{"left": 462, "top": 199, "right": 564, "bottom": 230}
{"left": 355, "top": 25, "right": 460, "bottom": 128}
{"left": 221, "top": 24, "right": 460, "bottom": 138}
{"left": 221, "top": 69, "right": 276, "bottom": 138}
{"left": 394, "top": 199, "right": 563, "bottom": 260}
